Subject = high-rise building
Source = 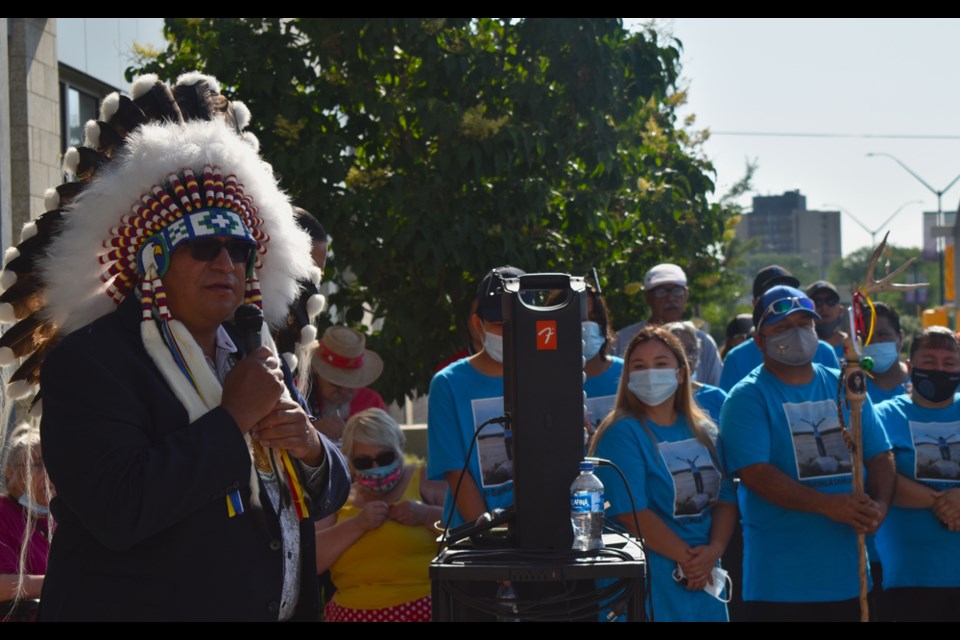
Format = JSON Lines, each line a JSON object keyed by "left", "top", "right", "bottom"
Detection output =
{"left": 736, "top": 189, "right": 842, "bottom": 278}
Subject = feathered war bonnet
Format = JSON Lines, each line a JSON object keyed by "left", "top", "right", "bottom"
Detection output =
{"left": 0, "top": 75, "right": 319, "bottom": 522}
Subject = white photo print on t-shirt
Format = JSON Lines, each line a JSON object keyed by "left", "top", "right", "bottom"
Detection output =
{"left": 471, "top": 396, "right": 511, "bottom": 488}
{"left": 909, "top": 420, "right": 960, "bottom": 483}
{"left": 783, "top": 400, "right": 852, "bottom": 480}
{"left": 658, "top": 438, "right": 721, "bottom": 518}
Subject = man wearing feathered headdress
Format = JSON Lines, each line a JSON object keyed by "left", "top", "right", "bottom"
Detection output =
{"left": 0, "top": 72, "right": 350, "bottom": 620}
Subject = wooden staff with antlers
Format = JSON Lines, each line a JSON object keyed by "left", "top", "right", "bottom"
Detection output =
{"left": 839, "top": 231, "right": 926, "bottom": 622}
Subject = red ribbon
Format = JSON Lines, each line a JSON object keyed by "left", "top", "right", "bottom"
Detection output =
{"left": 318, "top": 342, "right": 365, "bottom": 370}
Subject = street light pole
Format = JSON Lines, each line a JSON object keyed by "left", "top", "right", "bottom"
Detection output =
{"left": 825, "top": 199, "right": 923, "bottom": 248}
{"left": 866, "top": 153, "right": 960, "bottom": 304}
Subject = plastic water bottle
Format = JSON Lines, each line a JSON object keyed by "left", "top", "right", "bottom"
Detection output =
{"left": 570, "top": 460, "right": 604, "bottom": 551}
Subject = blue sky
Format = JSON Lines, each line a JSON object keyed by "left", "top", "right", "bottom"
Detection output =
{"left": 629, "top": 18, "right": 960, "bottom": 257}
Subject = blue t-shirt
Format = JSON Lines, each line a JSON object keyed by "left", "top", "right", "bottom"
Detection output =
{"left": 594, "top": 415, "right": 734, "bottom": 622}
{"left": 426, "top": 359, "right": 513, "bottom": 527}
{"left": 874, "top": 395, "right": 960, "bottom": 588}
{"left": 694, "top": 384, "right": 727, "bottom": 424}
{"left": 718, "top": 339, "right": 839, "bottom": 392}
{"left": 866, "top": 378, "right": 908, "bottom": 405}
{"left": 584, "top": 356, "right": 623, "bottom": 433}
{"left": 720, "top": 363, "right": 891, "bottom": 602}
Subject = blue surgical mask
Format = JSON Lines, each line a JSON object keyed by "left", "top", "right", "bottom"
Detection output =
{"left": 18, "top": 492, "right": 49, "bottom": 517}
{"left": 628, "top": 369, "right": 679, "bottom": 406}
{"left": 582, "top": 321, "right": 605, "bottom": 361}
{"left": 861, "top": 341, "right": 899, "bottom": 373}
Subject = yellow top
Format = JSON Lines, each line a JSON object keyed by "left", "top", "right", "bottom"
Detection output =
{"left": 330, "top": 464, "right": 435, "bottom": 610}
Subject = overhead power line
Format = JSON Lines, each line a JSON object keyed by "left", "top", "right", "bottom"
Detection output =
{"left": 711, "top": 131, "right": 960, "bottom": 140}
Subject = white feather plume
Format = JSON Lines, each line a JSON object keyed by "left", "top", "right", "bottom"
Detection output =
{"left": 0, "top": 271, "right": 16, "bottom": 291}
{"left": 0, "top": 346, "right": 15, "bottom": 366}
{"left": 100, "top": 92, "right": 120, "bottom": 121}
{"left": 299, "top": 324, "right": 318, "bottom": 346}
{"left": 241, "top": 131, "right": 260, "bottom": 152}
{"left": 306, "top": 293, "right": 326, "bottom": 319}
{"left": 63, "top": 148, "right": 80, "bottom": 174}
{"left": 232, "top": 101, "right": 251, "bottom": 130}
{"left": 131, "top": 73, "right": 160, "bottom": 100}
{"left": 39, "top": 119, "right": 314, "bottom": 335}
{"left": 3, "top": 247, "right": 19, "bottom": 266}
{"left": 84, "top": 120, "right": 101, "bottom": 147}
{"left": 44, "top": 188, "right": 60, "bottom": 211}
{"left": 176, "top": 72, "right": 221, "bottom": 94}
{"left": 19, "top": 221, "right": 37, "bottom": 242}
{"left": 282, "top": 352, "right": 298, "bottom": 374}
{"left": 0, "top": 303, "right": 15, "bottom": 324}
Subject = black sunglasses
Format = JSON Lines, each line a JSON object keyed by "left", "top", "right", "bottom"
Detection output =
{"left": 351, "top": 450, "right": 397, "bottom": 470}
{"left": 185, "top": 237, "right": 255, "bottom": 264}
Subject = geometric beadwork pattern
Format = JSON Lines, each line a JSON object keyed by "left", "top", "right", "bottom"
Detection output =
{"left": 98, "top": 164, "right": 270, "bottom": 305}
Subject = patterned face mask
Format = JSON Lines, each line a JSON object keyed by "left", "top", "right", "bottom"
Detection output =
{"left": 354, "top": 457, "right": 403, "bottom": 493}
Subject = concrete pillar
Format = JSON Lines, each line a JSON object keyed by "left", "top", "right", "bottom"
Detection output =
{"left": 7, "top": 18, "right": 60, "bottom": 246}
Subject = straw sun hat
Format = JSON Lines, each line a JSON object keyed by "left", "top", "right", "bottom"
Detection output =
{"left": 310, "top": 326, "right": 383, "bottom": 388}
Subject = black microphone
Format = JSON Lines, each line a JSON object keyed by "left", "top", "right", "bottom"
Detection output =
{"left": 234, "top": 303, "right": 263, "bottom": 356}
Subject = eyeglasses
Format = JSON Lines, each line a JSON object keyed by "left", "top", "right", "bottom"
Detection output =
{"left": 185, "top": 237, "right": 255, "bottom": 264}
{"left": 759, "top": 296, "right": 816, "bottom": 326}
{"left": 811, "top": 296, "right": 839, "bottom": 308}
{"left": 652, "top": 286, "right": 686, "bottom": 299}
{"left": 351, "top": 450, "right": 397, "bottom": 470}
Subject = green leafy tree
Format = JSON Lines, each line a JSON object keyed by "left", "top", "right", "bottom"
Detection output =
{"left": 134, "top": 18, "right": 741, "bottom": 402}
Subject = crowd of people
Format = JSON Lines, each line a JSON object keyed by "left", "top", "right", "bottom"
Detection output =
{"left": 1, "top": 70, "right": 957, "bottom": 623}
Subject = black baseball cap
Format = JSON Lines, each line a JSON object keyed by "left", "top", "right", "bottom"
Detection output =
{"left": 476, "top": 266, "right": 526, "bottom": 322}
{"left": 753, "top": 264, "right": 800, "bottom": 300}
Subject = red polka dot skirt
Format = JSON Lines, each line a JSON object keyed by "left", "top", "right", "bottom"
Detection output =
{"left": 324, "top": 595, "right": 432, "bottom": 622}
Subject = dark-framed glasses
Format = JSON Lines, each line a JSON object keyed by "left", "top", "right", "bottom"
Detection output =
{"left": 652, "top": 286, "right": 686, "bottom": 299}
{"left": 351, "top": 450, "right": 397, "bottom": 470}
{"left": 185, "top": 237, "right": 255, "bottom": 264}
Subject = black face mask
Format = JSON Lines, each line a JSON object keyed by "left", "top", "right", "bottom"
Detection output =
{"left": 815, "top": 315, "right": 843, "bottom": 340}
{"left": 911, "top": 367, "right": 960, "bottom": 404}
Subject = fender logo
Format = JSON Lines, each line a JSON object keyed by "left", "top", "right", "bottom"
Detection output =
{"left": 536, "top": 321, "right": 557, "bottom": 350}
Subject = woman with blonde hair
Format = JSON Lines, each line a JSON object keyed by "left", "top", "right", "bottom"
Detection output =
{"left": 1, "top": 424, "right": 51, "bottom": 620}
{"left": 589, "top": 326, "right": 736, "bottom": 621}
{"left": 315, "top": 408, "right": 445, "bottom": 621}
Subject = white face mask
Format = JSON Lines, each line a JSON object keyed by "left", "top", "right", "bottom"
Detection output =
{"left": 582, "top": 321, "right": 605, "bottom": 361}
{"left": 483, "top": 331, "right": 504, "bottom": 364}
{"left": 673, "top": 564, "right": 731, "bottom": 603}
{"left": 627, "top": 368, "right": 679, "bottom": 406}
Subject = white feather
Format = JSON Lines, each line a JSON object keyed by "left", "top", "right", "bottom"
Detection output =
{"left": 99, "top": 92, "right": 120, "bottom": 121}
{"left": 19, "top": 221, "right": 37, "bottom": 242}
{"left": 308, "top": 266, "right": 323, "bottom": 286}
{"left": 63, "top": 147, "right": 80, "bottom": 174}
{"left": 27, "top": 398, "right": 42, "bottom": 419}
{"left": 282, "top": 352, "right": 298, "bottom": 373}
{"left": 44, "top": 187, "right": 60, "bottom": 211}
{"left": 84, "top": 120, "right": 101, "bottom": 147}
{"left": 306, "top": 293, "right": 326, "bottom": 319}
{"left": 241, "top": 131, "right": 260, "bottom": 152}
{"left": 131, "top": 73, "right": 160, "bottom": 100}
{"left": 232, "top": 101, "right": 251, "bottom": 130}
{"left": 0, "top": 303, "right": 15, "bottom": 324}
{"left": 7, "top": 381, "right": 35, "bottom": 400}
{"left": 0, "top": 271, "right": 15, "bottom": 291}
{"left": 39, "top": 119, "right": 314, "bottom": 335}
{"left": 299, "top": 324, "right": 317, "bottom": 346}
{"left": 176, "top": 72, "right": 221, "bottom": 94}
{"left": 3, "top": 247, "right": 19, "bottom": 266}
{"left": 0, "top": 347, "right": 15, "bottom": 366}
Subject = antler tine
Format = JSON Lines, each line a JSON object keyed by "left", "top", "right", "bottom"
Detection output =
{"left": 857, "top": 231, "right": 928, "bottom": 296}
{"left": 861, "top": 231, "right": 889, "bottom": 288}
